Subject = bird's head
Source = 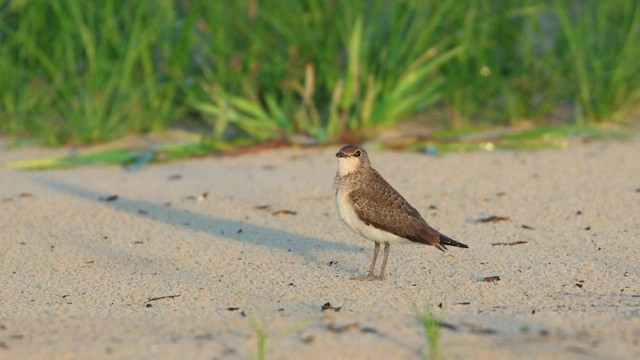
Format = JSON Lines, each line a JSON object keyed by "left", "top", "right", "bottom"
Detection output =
{"left": 335, "top": 144, "right": 370, "bottom": 176}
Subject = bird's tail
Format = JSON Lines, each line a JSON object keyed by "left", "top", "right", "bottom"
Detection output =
{"left": 437, "top": 233, "right": 468, "bottom": 251}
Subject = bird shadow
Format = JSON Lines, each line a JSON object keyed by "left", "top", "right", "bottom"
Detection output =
{"left": 38, "top": 178, "right": 361, "bottom": 262}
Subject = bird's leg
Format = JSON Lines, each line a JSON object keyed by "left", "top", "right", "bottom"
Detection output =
{"left": 364, "top": 242, "right": 381, "bottom": 280}
{"left": 377, "top": 242, "right": 391, "bottom": 280}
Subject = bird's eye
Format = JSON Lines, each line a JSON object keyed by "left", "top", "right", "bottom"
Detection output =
{"left": 354, "top": 150, "right": 361, "bottom": 157}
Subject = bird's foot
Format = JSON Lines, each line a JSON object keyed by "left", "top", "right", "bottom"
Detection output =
{"left": 350, "top": 272, "right": 383, "bottom": 281}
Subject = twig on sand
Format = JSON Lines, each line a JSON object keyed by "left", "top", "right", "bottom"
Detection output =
{"left": 145, "top": 294, "right": 181, "bottom": 303}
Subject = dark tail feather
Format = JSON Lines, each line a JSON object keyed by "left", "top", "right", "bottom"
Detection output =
{"left": 438, "top": 233, "right": 468, "bottom": 250}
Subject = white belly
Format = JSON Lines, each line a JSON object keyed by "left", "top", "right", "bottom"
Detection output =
{"left": 335, "top": 189, "right": 412, "bottom": 245}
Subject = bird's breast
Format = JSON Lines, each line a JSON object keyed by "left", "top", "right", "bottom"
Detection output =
{"left": 335, "top": 188, "right": 411, "bottom": 245}
{"left": 335, "top": 188, "right": 353, "bottom": 225}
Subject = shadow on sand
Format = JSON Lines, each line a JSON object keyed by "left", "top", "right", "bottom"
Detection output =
{"left": 39, "top": 178, "right": 361, "bottom": 262}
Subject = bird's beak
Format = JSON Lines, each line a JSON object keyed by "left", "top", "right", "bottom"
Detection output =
{"left": 336, "top": 151, "right": 346, "bottom": 158}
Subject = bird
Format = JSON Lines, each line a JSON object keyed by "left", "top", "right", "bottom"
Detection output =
{"left": 333, "top": 144, "right": 468, "bottom": 280}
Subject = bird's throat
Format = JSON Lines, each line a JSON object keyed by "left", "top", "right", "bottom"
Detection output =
{"left": 337, "top": 158, "right": 360, "bottom": 177}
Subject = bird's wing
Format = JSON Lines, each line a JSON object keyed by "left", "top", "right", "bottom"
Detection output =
{"left": 348, "top": 171, "right": 442, "bottom": 247}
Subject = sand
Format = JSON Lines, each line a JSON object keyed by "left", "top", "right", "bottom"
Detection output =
{"left": 0, "top": 137, "right": 639, "bottom": 359}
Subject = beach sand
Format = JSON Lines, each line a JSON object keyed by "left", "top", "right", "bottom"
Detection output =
{"left": 1, "top": 138, "right": 639, "bottom": 359}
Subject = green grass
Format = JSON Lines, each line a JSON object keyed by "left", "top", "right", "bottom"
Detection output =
{"left": 5, "top": 143, "right": 215, "bottom": 171}
{"left": 241, "top": 304, "right": 309, "bottom": 360}
{"left": 192, "top": 1, "right": 463, "bottom": 144}
{"left": 6, "top": 124, "right": 634, "bottom": 171}
{"left": 248, "top": 315, "right": 269, "bottom": 360}
{"left": 418, "top": 306, "right": 443, "bottom": 360}
{"left": 0, "top": 1, "right": 183, "bottom": 145}
{"left": 423, "top": 125, "right": 635, "bottom": 152}
{"left": 555, "top": 0, "right": 640, "bottom": 123}
{"left": 1, "top": 0, "right": 639, "bottom": 147}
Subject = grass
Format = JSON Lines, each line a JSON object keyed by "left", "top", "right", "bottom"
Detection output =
{"left": 6, "top": 124, "right": 633, "bottom": 171}
{"left": 242, "top": 305, "right": 309, "bottom": 360}
{"left": 418, "top": 305, "right": 443, "bottom": 360}
{"left": 555, "top": 1, "right": 640, "bottom": 123}
{"left": 5, "top": 142, "right": 215, "bottom": 171}
{"left": 247, "top": 314, "right": 269, "bottom": 360}
{"left": 192, "top": 1, "right": 463, "bottom": 144}
{"left": 0, "top": 1, "right": 183, "bottom": 145}
{"left": 1, "top": 0, "right": 639, "bottom": 147}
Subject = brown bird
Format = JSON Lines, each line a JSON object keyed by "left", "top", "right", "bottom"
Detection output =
{"left": 333, "top": 144, "right": 468, "bottom": 280}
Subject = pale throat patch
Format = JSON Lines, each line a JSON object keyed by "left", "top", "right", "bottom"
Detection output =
{"left": 338, "top": 157, "right": 361, "bottom": 176}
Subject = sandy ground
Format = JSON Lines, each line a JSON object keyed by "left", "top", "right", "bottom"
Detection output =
{"left": 1, "top": 137, "right": 639, "bottom": 360}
